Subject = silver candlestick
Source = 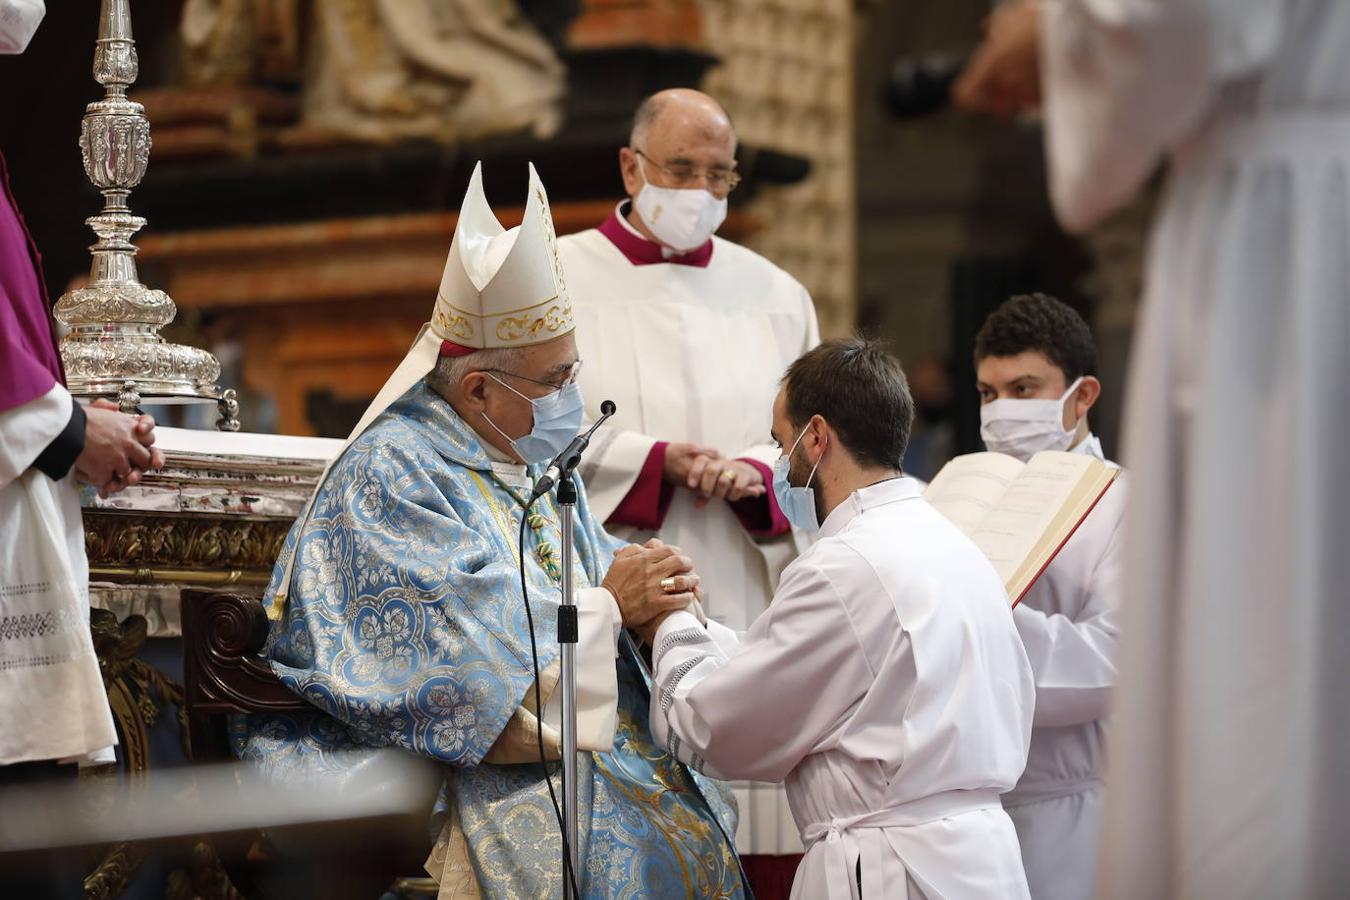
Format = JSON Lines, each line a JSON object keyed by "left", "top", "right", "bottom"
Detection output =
{"left": 53, "top": 0, "right": 239, "bottom": 431}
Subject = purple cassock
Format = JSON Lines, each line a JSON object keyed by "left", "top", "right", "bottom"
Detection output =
{"left": 0, "top": 150, "right": 64, "bottom": 413}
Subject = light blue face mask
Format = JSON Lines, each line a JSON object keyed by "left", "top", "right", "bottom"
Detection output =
{"left": 483, "top": 374, "right": 585, "bottom": 465}
{"left": 772, "top": 426, "right": 824, "bottom": 532}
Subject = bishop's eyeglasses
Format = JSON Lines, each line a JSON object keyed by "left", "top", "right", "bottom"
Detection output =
{"left": 481, "top": 360, "right": 583, "bottom": 393}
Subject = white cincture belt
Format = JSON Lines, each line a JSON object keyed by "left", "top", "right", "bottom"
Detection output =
{"left": 801, "top": 789, "right": 1001, "bottom": 900}
{"left": 1002, "top": 774, "right": 1102, "bottom": 810}
{"left": 1177, "top": 106, "right": 1350, "bottom": 172}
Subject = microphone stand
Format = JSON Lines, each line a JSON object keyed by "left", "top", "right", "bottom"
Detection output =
{"left": 557, "top": 472, "right": 580, "bottom": 900}
{"left": 537, "top": 399, "right": 612, "bottom": 900}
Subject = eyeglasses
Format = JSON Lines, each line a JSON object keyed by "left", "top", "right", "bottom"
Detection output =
{"left": 481, "top": 360, "right": 583, "bottom": 392}
{"left": 633, "top": 148, "right": 741, "bottom": 195}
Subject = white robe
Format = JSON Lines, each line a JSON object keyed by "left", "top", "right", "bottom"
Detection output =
{"left": 649, "top": 478, "right": 1035, "bottom": 898}
{"left": 0, "top": 385, "right": 116, "bottom": 766}
{"left": 560, "top": 220, "right": 820, "bottom": 854}
{"left": 1001, "top": 434, "right": 1124, "bottom": 900}
{"left": 1042, "top": 1, "right": 1350, "bottom": 896}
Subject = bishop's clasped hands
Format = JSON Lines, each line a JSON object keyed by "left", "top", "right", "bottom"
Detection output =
{"left": 600, "top": 538, "right": 704, "bottom": 645}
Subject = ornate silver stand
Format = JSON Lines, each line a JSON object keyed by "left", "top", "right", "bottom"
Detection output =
{"left": 53, "top": 0, "right": 239, "bottom": 431}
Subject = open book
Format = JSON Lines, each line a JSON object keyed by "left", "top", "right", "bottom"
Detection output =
{"left": 924, "top": 451, "right": 1119, "bottom": 606}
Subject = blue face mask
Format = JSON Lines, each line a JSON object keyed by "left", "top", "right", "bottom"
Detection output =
{"left": 772, "top": 426, "right": 824, "bottom": 532}
{"left": 483, "top": 374, "right": 585, "bottom": 465}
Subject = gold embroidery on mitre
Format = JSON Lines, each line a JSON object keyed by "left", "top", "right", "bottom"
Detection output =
{"left": 493, "top": 300, "right": 575, "bottom": 344}
{"left": 535, "top": 186, "right": 568, "bottom": 299}
{"left": 433, "top": 306, "right": 475, "bottom": 341}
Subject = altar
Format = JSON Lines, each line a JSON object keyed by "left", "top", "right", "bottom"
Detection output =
{"left": 76, "top": 427, "right": 339, "bottom": 898}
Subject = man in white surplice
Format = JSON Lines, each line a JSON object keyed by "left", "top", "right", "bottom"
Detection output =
{"left": 559, "top": 88, "right": 819, "bottom": 864}
{"left": 0, "top": 0, "right": 164, "bottom": 776}
{"left": 955, "top": 2, "right": 1350, "bottom": 896}
{"left": 974, "top": 294, "right": 1124, "bottom": 900}
{"left": 639, "top": 339, "right": 1035, "bottom": 900}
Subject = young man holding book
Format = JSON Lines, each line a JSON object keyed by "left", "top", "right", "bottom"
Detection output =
{"left": 973, "top": 293, "right": 1125, "bottom": 900}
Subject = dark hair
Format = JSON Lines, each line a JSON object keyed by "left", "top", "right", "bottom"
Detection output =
{"left": 782, "top": 337, "right": 914, "bottom": 470}
{"left": 974, "top": 293, "right": 1097, "bottom": 381}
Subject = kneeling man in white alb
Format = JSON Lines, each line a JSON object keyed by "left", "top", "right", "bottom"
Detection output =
{"left": 634, "top": 338, "right": 1035, "bottom": 899}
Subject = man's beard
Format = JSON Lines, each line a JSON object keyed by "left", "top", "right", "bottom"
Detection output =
{"left": 787, "top": 453, "right": 825, "bottom": 527}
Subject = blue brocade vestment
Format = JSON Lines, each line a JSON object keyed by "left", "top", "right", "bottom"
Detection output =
{"left": 235, "top": 383, "right": 743, "bottom": 898}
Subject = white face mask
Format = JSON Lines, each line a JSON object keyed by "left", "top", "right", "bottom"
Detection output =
{"left": 0, "top": 0, "right": 43, "bottom": 55}
{"left": 980, "top": 376, "right": 1084, "bottom": 462}
{"left": 632, "top": 156, "right": 728, "bottom": 253}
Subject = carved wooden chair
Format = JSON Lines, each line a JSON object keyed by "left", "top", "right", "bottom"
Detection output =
{"left": 179, "top": 588, "right": 307, "bottom": 763}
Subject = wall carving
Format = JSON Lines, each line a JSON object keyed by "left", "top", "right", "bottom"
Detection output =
{"left": 178, "top": 0, "right": 568, "bottom": 147}
{"left": 699, "top": 0, "right": 857, "bottom": 336}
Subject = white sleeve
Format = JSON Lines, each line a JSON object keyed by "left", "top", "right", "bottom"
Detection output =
{"left": 576, "top": 423, "right": 659, "bottom": 522}
{"left": 1013, "top": 585, "right": 1118, "bottom": 728}
{"left": 0, "top": 384, "right": 73, "bottom": 490}
{"left": 541, "top": 587, "right": 621, "bottom": 751}
{"left": 1014, "top": 486, "right": 1125, "bottom": 726}
{"left": 1041, "top": 0, "right": 1215, "bottom": 232}
{"left": 648, "top": 611, "right": 734, "bottom": 778}
{"left": 703, "top": 617, "right": 742, "bottom": 656}
{"left": 649, "top": 563, "right": 868, "bottom": 783}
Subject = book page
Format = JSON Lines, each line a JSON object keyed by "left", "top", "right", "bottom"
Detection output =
{"left": 1005, "top": 464, "right": 1117, "bottom": 603}
{"left": 967, "top": 452, "right": 1099, "bottom": 586}
{"left": 924, "top": 452, "right": 1026, "bottom": 538}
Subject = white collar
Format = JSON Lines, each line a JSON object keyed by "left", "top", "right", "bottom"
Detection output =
{"left": 818, "top": 477, "right": 923, "bottom": 539}
{"left": 489, "top": 459, "right": 531, "bottom": 491}
{"left": 1070, "top": 432, "right": 1105, "bottom": 461}
{"left": 477, "top": 426, "right": 531, "bottom": 486}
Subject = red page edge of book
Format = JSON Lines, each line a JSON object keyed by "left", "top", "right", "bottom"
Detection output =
{"left": 1009, "top": 470, "right": 1120, "bottom": 609}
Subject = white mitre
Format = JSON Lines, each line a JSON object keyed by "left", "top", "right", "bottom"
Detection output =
{"left": 345, "top": 160, "right": 573, "bottom": 442}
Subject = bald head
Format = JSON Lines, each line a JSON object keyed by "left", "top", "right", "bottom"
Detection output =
{"left": 630, "top": 88, "right": 736, "bottom": 149}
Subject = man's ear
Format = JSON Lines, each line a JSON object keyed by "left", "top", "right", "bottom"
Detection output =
{"left": 619, "top": 147, "right": 641, "bottom": 199}
{"left": 808, "top": 414, "right": 830, "bottom": 460}
{"left": 460, "top": 371, "right": 489, "bottom": 412}
{"left": 1073, "top": 376, "right": 1102, "bottom": 421}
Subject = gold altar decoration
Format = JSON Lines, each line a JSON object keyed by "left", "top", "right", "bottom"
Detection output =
{"left": 80, "top": 610, "right": 245, "bottom": 899}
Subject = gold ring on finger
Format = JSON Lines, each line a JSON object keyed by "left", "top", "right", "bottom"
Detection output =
{"left": 660, "top": 576, "right": 678, "bottom": 593}
{"left": 719, "top": 470, "right": 736, "bottom": 482}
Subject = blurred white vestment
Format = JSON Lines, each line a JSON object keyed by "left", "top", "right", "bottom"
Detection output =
{"left": 1042, "top": 1, "right": 1350, "bottom": 896}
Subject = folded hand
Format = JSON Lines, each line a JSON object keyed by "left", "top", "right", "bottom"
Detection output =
{"left": 78, "top": 399, "right": 165, "bottom": 497}
{"left": 663, "top": 442, "right": 721, "bottom": 486}
{"left": 603, "top": 540, "right": 699, "bottom": 630}
{"left": 686, "top": 457, "right": 766, "bottom": 508}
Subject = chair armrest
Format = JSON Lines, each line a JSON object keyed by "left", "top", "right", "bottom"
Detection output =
{"left": 181, "top": 588, "right": 309, "bottom": 718}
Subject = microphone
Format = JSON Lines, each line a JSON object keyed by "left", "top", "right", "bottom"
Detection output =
{"left": 884, "top": 52, "right": 970, "bottom": 119}
{"left": 530, "top": 400, "right": 617, "bottom": 501}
